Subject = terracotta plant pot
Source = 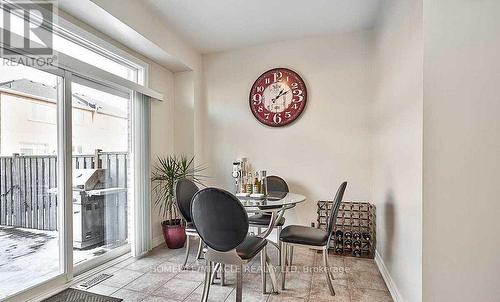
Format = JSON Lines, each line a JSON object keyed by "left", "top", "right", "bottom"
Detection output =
{"left": 162, "top": 219, "right": 186, "bottom": 249}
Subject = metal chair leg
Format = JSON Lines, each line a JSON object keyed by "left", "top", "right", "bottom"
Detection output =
{"left": 277, "top": 226, "right": 282, "bottom": 266}
{"left": 210, "top": 263, "right": 221, "bottom": 284}
{"left": 260, "top": 246, "right": 267, "bottom": 294}
{"left": 220, "top": 264, "right": 226, "bottom": 286}
{"left": 322, "top": 248, "right": 335, "bottom": 296}
{"left": 289, "top": 245, "right": 294, "bottom": 268}
{"left": 196, "top": 238, "right": 204, "bottom": 259}
{"left": 236, "top": 265, "right": 243, "bottom": 302}
{"left": 182, "top": 235, "right": 191, "bottom": 269}
{"left": 281, "top": 242, "right": 287, "bottom": 290}
{"left": 202, "top": 260, "right": 212, "bottom": 302}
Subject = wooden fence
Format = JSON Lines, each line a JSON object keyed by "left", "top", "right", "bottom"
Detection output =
{"left": 0, "top": 151, "right": 128, "bottom": 231}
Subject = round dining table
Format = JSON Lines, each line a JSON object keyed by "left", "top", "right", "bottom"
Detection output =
{"left": 236, "top": 191, "right": 306, "bottom": 293}
{"left": 238, "top": 191, "right": 306, "bottom": 240}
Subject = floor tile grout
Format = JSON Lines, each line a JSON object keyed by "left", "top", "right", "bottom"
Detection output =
{"left": 83, "top": 246, "right": 392, "bottom": 302}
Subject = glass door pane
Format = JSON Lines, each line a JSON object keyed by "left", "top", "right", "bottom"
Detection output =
{"left": 0, "top": 59, "right": 62, "bottom": 298}
{"left": 71, "top": 77, "right": 131, "bottom": 267}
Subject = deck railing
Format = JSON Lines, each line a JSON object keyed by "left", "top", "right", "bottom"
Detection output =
{"left": 0, "top": 151, "right": 128, "bottom": 231}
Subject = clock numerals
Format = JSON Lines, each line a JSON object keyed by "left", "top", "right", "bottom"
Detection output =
{"left": 293, "top": 89, "right": 304, "bottom": 102}
{"left": 273, "top": 113, "right": 282, "bottom": 124}
{"left": 273, "top": 72, "right": 283, "bottom": 83}
{"left": 250, "top": 69, "right": 306, "bottom": 127}
{"left": 252, "top": 93, "right": 262, "bottom": 105}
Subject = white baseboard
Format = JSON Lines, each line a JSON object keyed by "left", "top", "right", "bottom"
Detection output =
{"left": 375, "top": 250, "right": 403, "bottom": 302}
{"left": 152, "top": 235, "right": 165, "bottom": 248}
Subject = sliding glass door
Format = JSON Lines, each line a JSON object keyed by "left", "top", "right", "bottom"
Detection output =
{"left": 0, "top": 64, "right": 136, "bottom": 298}
{"left": 0, "top": 60, "right": 63, "bottom": 299}
{"left": 0, "top": 2, "right": 153, "bottom": 299}
{"left": 71, "top": 77, "right": 132, "bottom": 269}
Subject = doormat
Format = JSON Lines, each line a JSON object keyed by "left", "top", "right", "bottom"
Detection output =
{"left": 42, "top": 288, "right": 122, "bottom": 302}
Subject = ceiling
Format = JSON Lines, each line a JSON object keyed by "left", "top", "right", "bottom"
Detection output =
{"left": 140, "top": 0, "right": 385, "bottom": 54}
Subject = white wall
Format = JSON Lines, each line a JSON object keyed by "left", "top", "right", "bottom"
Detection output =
{"left": 372, "top": 0, "right": 422, "bottom": 301}
{"left": 174, "top": 71, "right": 195, "bottom": 157}
{"left": 423, "top": 1, "right": 500, "bottom": 301}
{"left": 201, "top": 32, "right": 374, "bottom": 225}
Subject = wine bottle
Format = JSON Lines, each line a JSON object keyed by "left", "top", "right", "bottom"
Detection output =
{"left": 344, "top": 239, "right": 352, "bottom": 249}
{"left": 353, "top": 240, "right": 361, "bottom": 249}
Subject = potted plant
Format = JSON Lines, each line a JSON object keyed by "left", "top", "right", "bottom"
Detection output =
{"left": 152, "top": 155, "right": 206, "bottom": 249}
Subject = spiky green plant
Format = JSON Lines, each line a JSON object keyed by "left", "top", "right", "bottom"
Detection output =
{"left": 151, "top": 155, "right": 207, "bottom": 224}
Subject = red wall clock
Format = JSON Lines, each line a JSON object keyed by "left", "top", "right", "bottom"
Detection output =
{"left": 249, "top": 68, "right": 307, "bottom": 127}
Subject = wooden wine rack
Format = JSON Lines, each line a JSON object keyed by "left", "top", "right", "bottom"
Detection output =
{"left": 317, "top": 201, "right": 376, "bottom": 259}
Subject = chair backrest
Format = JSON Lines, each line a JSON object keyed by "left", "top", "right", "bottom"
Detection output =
{"left": 176, "top": 178, "right": 199, "bottom": 222}
{"left": 191, "top": 188, "right": 249, "bottom": 252}
{"left": 267, "top": 175, "right": 289, "bottom": 192}
{"left": 327, "top": 182, "right": 348, "bottom": 235}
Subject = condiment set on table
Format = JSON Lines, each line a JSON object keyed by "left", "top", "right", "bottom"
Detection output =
{"left": 232, "top": 157, "right": 267, "bottom": 199}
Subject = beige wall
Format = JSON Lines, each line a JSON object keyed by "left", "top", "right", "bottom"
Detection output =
{"left": 201, "top": 32, "right": 374, "bottom": 226}
{"left": 423, "top": 1, "right": 500, "bottom": 301}
{"left": 372, "top": 0, "right": 422, "bottom": 301}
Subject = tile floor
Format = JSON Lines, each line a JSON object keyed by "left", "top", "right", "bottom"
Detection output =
{"left": 76, "top": 239, "right": 393, "bottom": 302}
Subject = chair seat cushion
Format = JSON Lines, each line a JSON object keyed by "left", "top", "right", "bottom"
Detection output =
{"left": 236, "top": 236, "right": 267, "bottom": 260}
{"left": 248, "top": 214, "right": 285, "bottom": 227}
{"left": 280, "top": 225, "right": 329, "bottom": 246}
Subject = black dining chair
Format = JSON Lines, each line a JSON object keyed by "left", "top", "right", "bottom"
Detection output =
{"left": 191, "top": 188, "right": 273, "bottom": 301}
{"left": 248, "top": 175, "right": 289, "bottom": 265}
{"left": 175, "top": 178, "right": 203, "bottom": 269}
{"left": 279, "top": 181, "right": 347, "bottom": 296}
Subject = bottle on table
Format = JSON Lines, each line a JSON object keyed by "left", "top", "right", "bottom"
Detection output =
{"left": 253, "top": 172, "right": 261, "bottom": 194}
{"left": 246, "top": 172, "right": 253, "bottom": 194}
{"left": 260, "top": 170, "right": 267, "bottom": 196}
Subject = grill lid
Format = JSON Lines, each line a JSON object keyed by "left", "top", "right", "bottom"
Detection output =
{"left": 73, "top": 169, "right": 107, "bottom": 191}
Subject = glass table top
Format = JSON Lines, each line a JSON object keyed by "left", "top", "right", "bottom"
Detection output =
{"left": 237, "top": 191, "right": 306, "bottom": 208}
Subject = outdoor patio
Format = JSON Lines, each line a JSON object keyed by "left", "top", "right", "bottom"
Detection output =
{"left": 0, "top": 226, "right": 113, "bottom": 299}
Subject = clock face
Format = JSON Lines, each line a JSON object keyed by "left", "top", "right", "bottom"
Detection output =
{"left": 249, "top": 68, "right": 307, "bottom": 127}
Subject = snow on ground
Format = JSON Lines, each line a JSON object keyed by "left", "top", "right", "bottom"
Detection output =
{"left": 0, "top": 226, "right": 59, "bottom": 299}
{"left": 0, "top": 226, "right": 120, "bottom": 299}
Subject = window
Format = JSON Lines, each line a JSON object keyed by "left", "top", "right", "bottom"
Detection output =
{"left": 29, "top": 103, "right": 56, "bottom": 124}
{"left": 0, "top": 3, "right": 147, "bottom": 84}
{"left": 0, "top": 63, "right": 62, "bottom": 299}
{"left": 19, "top": 142, "right": 49, "bottom": 155}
